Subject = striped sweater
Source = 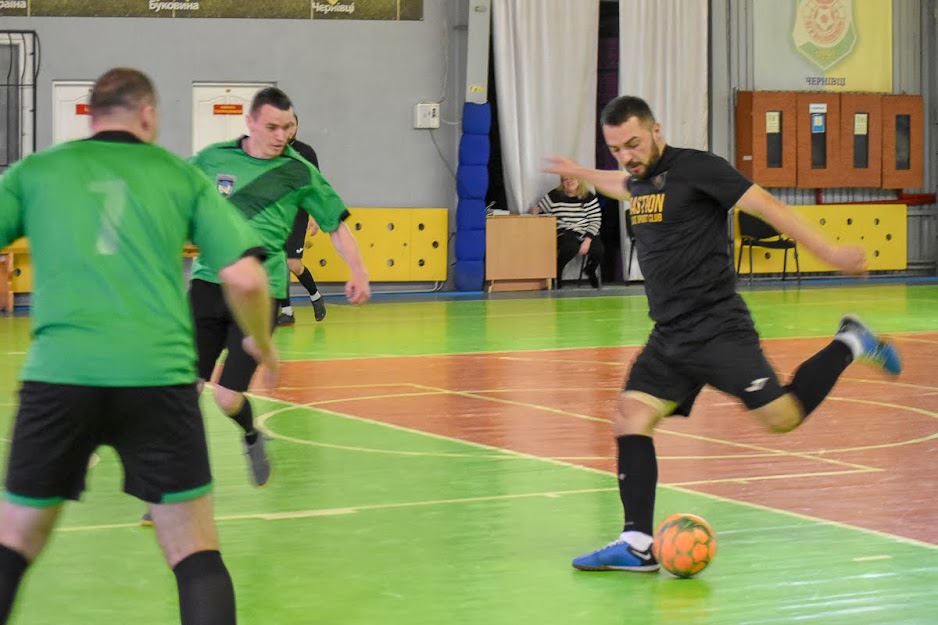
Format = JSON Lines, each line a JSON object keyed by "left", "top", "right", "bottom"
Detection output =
{"left": 536, "top": 189, "right": 602, "bottom": 239}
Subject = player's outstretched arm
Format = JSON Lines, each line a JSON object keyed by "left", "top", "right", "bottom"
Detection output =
{"left": 737, "top": 184, "right": 867, "bottom": 275}
{"left": 219, "top": 256, "right": 280, "bottom": 387}
{"left": 329, "top": 223, "right": 371, "bottom": 305}
{"left": 544, "top": 155, "right": 631, "bottom": 200}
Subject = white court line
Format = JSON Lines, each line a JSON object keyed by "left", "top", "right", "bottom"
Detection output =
{"left": 249, "top": 394, "right": 938, "bottom": 552}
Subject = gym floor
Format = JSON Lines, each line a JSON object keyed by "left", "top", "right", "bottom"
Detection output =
{"left": 1, "top": 278, "right": 936, "bottom": 624}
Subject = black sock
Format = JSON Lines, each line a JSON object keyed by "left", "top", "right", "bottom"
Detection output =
{"left": 617, "top": 435, "right": 658, "bottom": 535}
{"left": 786, "top": 340, "right": 853, "bottom": 418}
{"left": 0, "top": 545, "right": 27, "bottom": 624}
{"left": 228, "top": 400, "right": 256, "bottom": 440}
{"left": 173, "top": 550, "right": 236, "bottom": 625}
{"left": 296, "top": 268, "right": 319, "bottom": 297}
{"left": 277, "top": 297, "right": 290, "bottom": 308}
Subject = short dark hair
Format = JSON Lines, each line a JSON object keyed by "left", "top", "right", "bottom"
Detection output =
{"left": 600, "top": 95, "right": 656, "bottom": 128}
{"left": 250, "top": 87, "right": 292, "bottom": 116}
{"left": 90, "top": 68, "right": 156, "bottom": 117}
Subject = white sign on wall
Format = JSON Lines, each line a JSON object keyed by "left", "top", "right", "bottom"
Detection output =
{"left": 192, "top": 82, "right": 273, "bottom": 155}
{"left": 52, "top": 80, "right": 94, "bottom": 145}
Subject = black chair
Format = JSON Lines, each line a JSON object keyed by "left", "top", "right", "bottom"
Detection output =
{"left": 624, "top": 208, "right": 637, "bottom": 281}
{"left": 736, "top": 210, "right": 800, "bottom": 286}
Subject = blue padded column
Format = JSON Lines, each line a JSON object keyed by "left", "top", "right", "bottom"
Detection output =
{"left": 454, "top": 102, "right": 491, "bottom": 291}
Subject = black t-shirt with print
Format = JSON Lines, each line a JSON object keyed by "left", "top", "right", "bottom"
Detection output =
{"left": 627, "top": 146, "right": 753, "bottom": 329}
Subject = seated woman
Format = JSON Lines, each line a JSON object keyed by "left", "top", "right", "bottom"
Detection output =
{"left": 532, "top": 176, "right": 604, "bottom": 288}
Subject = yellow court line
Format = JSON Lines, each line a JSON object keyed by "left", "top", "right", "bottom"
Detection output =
{"left": 269, "top": 326, "right": 938, "bottom": 362}
{"left": 496, "top": 355, "right": 624, "bottom": 366}
{"left": 669, "top": 467, "right": 881, "bottom": 487}
{"left": 257, "top": 405, "right": 523, "bottom": 459}
{"left": 665, "top": 483, "right": 938, "bottom": 552}
{"left": 407, "top": 383, "right": 878, "bottom": 472}
{"left": 55, "top": 487, "right": 620, "bottom": 533}
{"left": 274, "top": 382, "right": 433, "bottom": 391}
{"left": 246, "top": 394, "right": 938, "bottom": 551}
{"left": 300, "top": 391, "right": 453, "bottom": 407}
{"left": 261, "top": 381, "right": 934, "bottom": 465}
{"left": 837, "top": 376, "right": 938, "bottom": 394}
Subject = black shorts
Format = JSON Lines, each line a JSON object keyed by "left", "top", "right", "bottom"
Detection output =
{"left": 624, "top": 306, "right": 785, "bottom": 416}
{"left": 190, "top": 279, "right": 276, "bottom": 392}
{"left": 284, "top": 210, "right": 308, "bottom": 260}
{"left": 4, "top": 381, "right": 211, "bottom": 506}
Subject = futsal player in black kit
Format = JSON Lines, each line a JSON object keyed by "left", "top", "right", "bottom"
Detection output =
{"left": 546, "top": 96, "right": 901, "bottom": 572}
{"left": 277, "top": 111, "right": 327, "bottom": 326}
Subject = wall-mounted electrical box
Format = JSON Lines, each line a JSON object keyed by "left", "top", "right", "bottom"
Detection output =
{"left": 414, "top": 101, "right": 440, "bottom": 129}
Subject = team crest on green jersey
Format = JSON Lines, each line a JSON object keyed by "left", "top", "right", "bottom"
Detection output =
{"left": 216, "top": 175, "right": 236, "bottom": 197}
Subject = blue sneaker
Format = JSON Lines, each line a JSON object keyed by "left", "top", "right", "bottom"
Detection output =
{"left": 572, "top": 534, "right": 660, "bottom": 572}
{"left": 837, "top": 314, "right": 901, "bottom": 376}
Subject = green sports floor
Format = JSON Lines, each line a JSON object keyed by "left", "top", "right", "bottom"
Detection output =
{"left": 1, "top": 280, "right": 937, "bottom": 624}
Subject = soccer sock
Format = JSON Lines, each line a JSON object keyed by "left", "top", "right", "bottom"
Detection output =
{"left": 227, "top": 400, "right": 257, "bottom": 443}
{"left": 617, "top": 434, "right": 658, "bottom": 536}
{"left": 173, "top": 550, "right": 236, "bottom": 625}
{"left": 0, "top": 545, "right": 28, "bottom": 624}
{"left": 277, "top": 297, "right": 290, "bottom": 308}
{"left": 786, "top": 340, "right": 853, "bottom": 418}
{"left": 296, "top": 268, "right": 320, "bottom": 298}
{"left": 281, "top": 305, "right": 294, "bottom": 316}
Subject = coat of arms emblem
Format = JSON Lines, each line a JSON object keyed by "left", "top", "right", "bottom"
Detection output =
{"left": 792, "top": 0, "right": 857, "bottom": 71}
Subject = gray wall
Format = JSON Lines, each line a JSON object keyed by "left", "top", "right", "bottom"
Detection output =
{"left": 3, "top": 0, "right": 464, "bottom": 210}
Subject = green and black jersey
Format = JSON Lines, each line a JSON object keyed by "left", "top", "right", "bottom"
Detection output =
{"left": 0, "top": 131, "right": 262, "bottom": 386}
{"left": 189, "top": 138, "right": 350, "bottom": 299}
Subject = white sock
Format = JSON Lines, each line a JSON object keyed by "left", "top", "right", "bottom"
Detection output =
{"left": 281, "top": 305, "right": 294, "bottom": 316}
{"left": 834, "top": 331, "right": 863, "bottom": 359}
{"left": 620, "top": 531, "right": 654, "bottom": 550}
{"left": 310, "top": 292, "right": 322, "bottom": 302}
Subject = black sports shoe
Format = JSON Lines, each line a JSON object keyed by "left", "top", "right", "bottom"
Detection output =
{"left": 244, "top": 435, "right": 271, "bottom": 486}
{"left": 276, "top": 312, "right": 295, "bottom": 327}
{"left": 311, "top": 296, "right": 327, "bottom": 322}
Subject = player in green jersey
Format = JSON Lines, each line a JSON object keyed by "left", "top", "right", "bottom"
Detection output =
{"left": 188, "top": 87, "right": 370, "bottom": 487}
{"left": 0, "top": 68, "right": 277, "bottom": 625}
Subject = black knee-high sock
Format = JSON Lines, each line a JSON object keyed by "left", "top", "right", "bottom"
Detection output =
{"left": 786, "top": 340, "right": 853, "bottom": 419}
{"left": 296, "top": 268, "right": 320, "bottom": 297}
{"left": 228, "top": 400, "right": 256, "bottom": 442}
{"left": 617, "top": 435, "right": 658, "bottom": 535}
{"left": 277, "top": 296, "right": 290, "bottom": 308}
{"left": 0, "top": 545, "right": 28, "bottom": 624}
{"left": 173, "top": 550, "right": 236, "bottom": 625}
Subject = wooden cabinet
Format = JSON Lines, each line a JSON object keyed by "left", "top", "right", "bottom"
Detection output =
{"left": 485, "top": 216, "right": 557, "bottom": 292}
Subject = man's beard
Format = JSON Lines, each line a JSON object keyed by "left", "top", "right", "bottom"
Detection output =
{"left": 630, "top": 142, "right": 662, "bottom": 180}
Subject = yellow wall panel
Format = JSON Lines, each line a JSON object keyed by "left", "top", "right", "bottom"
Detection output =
{"left": 735, "top": 204, "right": 907, "bottom": 274}
{"left": 302, "top": 208, "right": 449, "bottom": 282}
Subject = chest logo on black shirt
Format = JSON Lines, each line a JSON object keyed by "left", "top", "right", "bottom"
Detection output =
{"left": 630, "top": 192, "right": 665, "bottom": 225}
{"left": 216, "top": 175, "right": 236, "bottom": 198}
{"left": 652, "top": 172, "right": 667, "bottom": 190}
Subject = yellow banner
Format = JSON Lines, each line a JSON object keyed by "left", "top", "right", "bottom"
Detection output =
{"left": 754, "top": 0, "right": 892, "bottom": 92}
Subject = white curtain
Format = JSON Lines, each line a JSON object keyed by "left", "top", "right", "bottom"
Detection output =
{"left": 617, "top": 0, "right": 708, "bottom": 281}
{"left": 618, "top": 0, "right": 709, "bottom": 150}
{"left": 492, "top": 0, "right": 599, "bottom": 214}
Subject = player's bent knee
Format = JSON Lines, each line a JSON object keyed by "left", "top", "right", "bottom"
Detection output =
{"left": 615, "top": 392, "right": 672, "bottom": 436}
{"left": 750, "top": 394, "right": 804, "bottom": 433}
{"left": 213, "top": 386, "right": 244, "bottom": 416}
